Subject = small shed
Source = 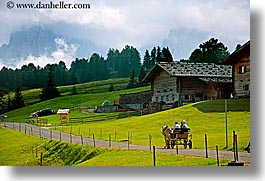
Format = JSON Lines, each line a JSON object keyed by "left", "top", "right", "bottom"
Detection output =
{"left": 57, "top": 109, "right": 70, "bottom": 124}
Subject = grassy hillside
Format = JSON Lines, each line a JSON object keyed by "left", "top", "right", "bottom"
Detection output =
{"left": 8, "top": 78, "right": 130, "bottom": 106}
{"left": 0, "top": 127, "right": 229, "bottom": 166}
{"left": 4, "top": 86, "right": 150, "bottom": 122}
{"left": 0, "top": 127, "right": 45, "bottom": 166}
{"left": 55, "top": 99, "right": 250, "bottom": 152}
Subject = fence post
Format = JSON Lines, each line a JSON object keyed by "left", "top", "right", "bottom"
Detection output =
{"left": 19, "top": 123, "right": 21, "bottom": 132}
{"left": 130, "top": 132, "right": 132, "bottom": 143}
{"left": 39, "top": 129, "right": 41, "bottom": 139}
{"left": 235, "top": 134, "right": 239, "bottom": 162}
{"left": 114, "top": 131, "right": 117, "bottom": 141}
{"left": 81, "top": 134, "right": 83, "bottom": 145}
{"left": 149, "top": 134, "right": 152, "bottom": 151}
{"left": 205, "top": 134, "right": 208, "bottom": 158}
{"left": 70, "top": 133, "right": 72, "bottom": 143}
{"left": 153, "top": 146, "right": 156, "bottom": 166}
{"left": 78, "top": 126, "right": 80, "bottom": 136}
{"left": 233, "top": 131, "right": 236, "bottom": 161}
{"left": 50, "top": 130, "right": 52, "bottom": 140}
{"left": 216, "top": 145, "right": 219, "bottom": 166}
{"left": 60, "top": 131, "right": 62, "bottom": 141}
{"left": 40, "top": 152, "right": 43, "bottom": 166}
{"left": 127, "top": 132, "right": 130, "bottom": 150}
{"left": 31, "top": 127, "right": 33, "bottom": 136}
{"left": 93, "top": 134, "right": 96, "bottom": 147}
{"left": 25, "top": 125, "right": 26, "bottom": 135}
{"left": 100, "top": 128, "right": 102, "bottom": 140}
{"left": 109, "top": 134, "right": 111, "bottom": 147}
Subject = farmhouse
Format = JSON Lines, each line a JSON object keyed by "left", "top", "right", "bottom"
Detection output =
{"left": 221, "top": 40, "right": 250, "bottom": 98}
{"left": 142, "top": 62, "right": 232, "bottom": 107}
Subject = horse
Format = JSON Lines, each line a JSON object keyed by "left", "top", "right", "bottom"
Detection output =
{"left": 162, "top": 126, "right": 173, "bottom": 149}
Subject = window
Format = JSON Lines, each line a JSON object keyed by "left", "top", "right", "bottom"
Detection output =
{"left": 166, "top": 95, "right": 169, "bottom": 101}
{"left": 156, "top": 97, "right": 158, "bottom": 102}
{"left": 184, "top": 95, "right": 189, "bottom": 100}
{"left": 239, "top": 65, "right": 246, "bottom": 74}
{"left": 243, "top": 84, "right": 249, "bottom": 91}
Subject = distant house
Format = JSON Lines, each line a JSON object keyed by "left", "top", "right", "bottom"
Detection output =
{"left": 142, "top": 62, "right": 232, "bottom": 106}
{"left": 221, "top": 40, "right": 250, "bottom": 98}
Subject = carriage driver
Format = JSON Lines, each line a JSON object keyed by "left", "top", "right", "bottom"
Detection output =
{"left": 181, "top": 120, "right": 189, "bottom": 129}
{"left": 173, "top": 121, "right": 180, "bottom": 131}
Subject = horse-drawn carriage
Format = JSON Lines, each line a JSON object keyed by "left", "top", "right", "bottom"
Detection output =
{"left": 162, "top": 126, "right": 192, "bottom": 149}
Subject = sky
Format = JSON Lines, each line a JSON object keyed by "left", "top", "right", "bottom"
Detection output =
{"left": 0, "top": 0, "right": 250, "bottom": 68}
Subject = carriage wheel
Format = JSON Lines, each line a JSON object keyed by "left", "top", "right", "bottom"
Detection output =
{"left": 171, "top": 140, "right": 175, "bottom": 149}
{"left": 184, "top": 139, "right": 188, "bottom": 149}
{"left": 188, "top": 140, "right": 192, "bottom": 149}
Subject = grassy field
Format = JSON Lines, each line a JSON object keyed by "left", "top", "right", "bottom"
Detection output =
{"left": 2, "top": 77, "right": 249, "bottom": 152}
{"left": 0, "top": 127, "right": 45, "bottom": 166}
{"left": 0, "top": 127, "right": 230, "bottom": 166}
{"left": 3, "top": 96, "right": 250, "bottom": 152}
{"left": 52, "top": 99, "right": 250, "bottom": 152}
{"left": 3, "top": 85, "right": 150, "bottom": 122}
{"left": 7, "top": 78, "right": 130, "bottom": 106}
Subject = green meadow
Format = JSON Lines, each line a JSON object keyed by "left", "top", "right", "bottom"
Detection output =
{"left": 0, "top": 127, "right": 230, "bottom": 166}
{"left": 2, "top": 78, "right": 250, "bottom": 154}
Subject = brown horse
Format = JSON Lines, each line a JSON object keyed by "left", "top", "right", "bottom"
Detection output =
{"left": 162, "top": 126, "right": 173, "bottom": 149}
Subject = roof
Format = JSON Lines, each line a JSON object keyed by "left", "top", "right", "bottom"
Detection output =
{"left": 143, "top": 62, "right": 232, "bottom": 83}
{"left": 221, "top": 40, "right": 250, "bottom": 65}
{"left": 57, "top": 109, "right": 70, "bottom": 114}
{"left": 102, "top": 100, "right": 111, "bottom": 106}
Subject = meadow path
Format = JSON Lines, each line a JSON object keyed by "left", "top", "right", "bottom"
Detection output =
{"left": 1, "top": 122, "right": 250, "bottom": 164}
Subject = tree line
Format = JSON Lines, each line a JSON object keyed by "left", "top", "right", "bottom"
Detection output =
{"left": 0, "top": 45, "right": 175, "bottom": 93}
{"left": 0, "top": 38, "right": 232, "bottom": 114}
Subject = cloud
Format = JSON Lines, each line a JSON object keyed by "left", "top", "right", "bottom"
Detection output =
{"left": 13, "top": 38, "right": 77, "bottom": 69}
{"left": 0, "top": 0, "right": 250, "bottom": 55}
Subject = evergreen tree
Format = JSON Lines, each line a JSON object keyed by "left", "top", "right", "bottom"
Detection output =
{"left": 189, "top": 38, "right": 230, "bottom": 63}
{"left": 0, "top": 88, "right": 7, "bottom": 114}
{"left": 156, "top": 46, "right": 162, "bottom": 63}
{"left": 40, "top": 64, "right": 60, "bottom": 101}
{"left": 143, "top": 50, "right": 153, "bottom": 70}
{"left": 138, "top": 66, "right": 147, "bottom": 82}
{"left": 108, "top": 83, "right": 114, "bottom": 92}
{"left": 127, "top": 69, "right": 136, "bottom": 88}
{"left": 6, "top": 94, "right": 12, "bottom": 112}
{"left": 12, "top": 85, "right": 25, "bottom": 109}
{"left": 161, "top": 47, "right": 173, "bottom": 62}
{"left": 71, "top": 85, "right": 77, "bottom": 95}
{"left": 150, "top": 47, "right": 157, "bottom": 66}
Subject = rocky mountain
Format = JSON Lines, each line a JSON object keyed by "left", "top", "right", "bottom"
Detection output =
{"left": 162, "top": 28, "right": 210, "bottom": 60}
{"left": 0, "top": 25, "right": 105, "bottom": 68}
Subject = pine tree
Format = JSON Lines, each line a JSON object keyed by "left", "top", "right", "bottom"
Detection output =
{"left": 71, "top": 85, "right": 77, "bottom": 95}
{"left": 156, "top": 46, "right": 162, "bottom": 63}
{"left": 40, "top": 64, "right": 60, "bottom": 101}
{"left": 108, "top": 83, "right": 114, "bottom": 92}
{"left": 138, "top": 66, "right": 146, "bottom": 82}
{"left": 127, "top": 69, "right": 136, "bottom": 88}
{"left": 161, "top": 47, "right": 173, "bottom": 62}
{"left": 12, "top": 86, "right": 25, "bottom": 110}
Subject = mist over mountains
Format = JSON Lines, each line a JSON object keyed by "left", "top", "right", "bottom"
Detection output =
{"left": 0, "top": 25, "right": 106, "bottom": 68}
{"left": 0, "top": 25, "right": 224, "bottom": 69}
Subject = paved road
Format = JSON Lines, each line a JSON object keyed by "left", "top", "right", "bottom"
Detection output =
{"left": 1, "top": 122, "right": 250, "bottom": 164}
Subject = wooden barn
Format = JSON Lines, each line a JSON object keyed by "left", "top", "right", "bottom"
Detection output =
{"left": 221, "top": 40, "right": 250, "bottom": 98}
{"left": 142, "top": 62, "right": 232, "bottom": 106}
